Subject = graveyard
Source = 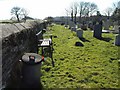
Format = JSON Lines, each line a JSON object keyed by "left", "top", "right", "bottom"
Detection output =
{"left": 1, "top": 0, "right": 120, "bottom": 89}
{"left": 40, "top": 24, "right": 119, "bottom": 88}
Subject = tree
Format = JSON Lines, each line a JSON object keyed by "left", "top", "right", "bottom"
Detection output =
{"left": 69, "top": 2, "right": 78, "bottom": 23}
{"left": 11, "top": 7, "right": 21, "bottom": 22}
{"left": 70, "top": 6, "right": 74, "bottom": 22}
{"left": 73, "top": 2, "right": 78, "bottom": 24}
{"left": 11, "top": 6, "right": 28, "bottom": 22}
{"left": 21, "top": 8, "right": 28, "bottom": 21}
{"left": 78, "top": 2, "right": 98, "bottom": 23}
{"left": 89, "top": 3, "right": 98, "bottom": 16}
{"left": 112, "top": 1, "right": 120, "bottom": 23}
{"left": 81, "top": 2, "right": 98, "bottom": 17}
{"left": 65, "top": 9, "right": 69, "bottom": 24}
{"left": 78, "top": 2, "right": 85, "bottom": 22}
{"left": 112, "top": 8, "right": 120, "bottom": 21}
{"left": 66, "top": 1, "right": 98, "bottom": 23}
{"left": 103, "top": 7, "right": 113, "bottom": 17}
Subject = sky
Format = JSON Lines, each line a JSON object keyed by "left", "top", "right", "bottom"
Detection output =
{"left": 0, "top": 0, "right": 119, "bottom": 20}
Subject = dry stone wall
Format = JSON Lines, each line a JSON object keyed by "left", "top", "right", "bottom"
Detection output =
{"left": 1, "top": 20, "right": 47, "bottom": 88}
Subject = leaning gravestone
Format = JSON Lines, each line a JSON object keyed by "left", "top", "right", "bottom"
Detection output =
{"left": 93, "top": 22, "right": 102, "bottom": 39}
{"left": 76, "top": 28, "right": 83, "bottom": 38}
{"left": 115, "top": 27, "right": 120, "bottom": 46}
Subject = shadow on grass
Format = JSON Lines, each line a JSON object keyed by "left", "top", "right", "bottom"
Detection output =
{"left": 79, "top": 37, "right": 90, "bottom": 42}
{"left": 96, "top": 37, "right": 113, "bottom": 42}
{"left": 75, "top": 42, "right": 84, "bottom": 47}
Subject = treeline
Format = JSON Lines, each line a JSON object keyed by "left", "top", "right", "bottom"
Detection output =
{"left": 65, "top": 1, "right": 120, "bottom": 24}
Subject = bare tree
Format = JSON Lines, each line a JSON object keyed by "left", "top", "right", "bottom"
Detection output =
{"left": 70, "top": 6, "right": 74, "bottom": 22}
{"left": 78, "top": 2, "right": 98, "bottom": 23}
{"left": 78, "top": 2, "right": 83, "bottom": 22}
{"left": 82, "top": 2, "right": 98, "bottom": 17}
{"left": 117, "top": 1, "right": 120, "bottom": 9}
{"left": 89, "top": 3, "right": 98, "bottom": 16}
{"left": 73, "top": 2, "right": 78, "bottom": 24}
{"left": 69, "top": 2, "right": 78, "bottom": 23}
{"left": 66, "top": 1, "right": 98, "bottom": 23}
{"left": 103, "top": 7, "right": 113, "bottom": 19}
{"left": 21, "top": 8, "right": 28, "bottom": 22}
{"left": 11, "top": 6, "right": 28, "bottom": 22}
{"left": 11, "top": 7, "right": 21, "bottom": 22}
{"left": 112, "top": 1, "right": 120, "bottom": 23}
{"left": 65, "top": 9, "right": 69, "bottom": 24}
{"left": 113, "top": 1, "right": 120, "bottom": 9}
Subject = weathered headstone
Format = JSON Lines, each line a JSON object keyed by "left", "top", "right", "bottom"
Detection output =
{"left": 76, "top": 29, "right": 83, "bottom": 38}
{"left": 64, "top": 24, "right": 68, "bottom": 28}
{"left": 113, "top": 25, "right": 119, "bottom": 33}
{"left": 113, "top": 21, "right": 119, "bottom": 33}
{"left": 77, "top": 24, "right": 82, "bottom": 28}
{"left": 68, "top": 21, "right": 76, "bottom": 29}
{"left": 115, "top": 27, "right": 120, "bottom": 46}
{"left": 81, "top": 24, "right": 87, "bottom": 30}
{"left": 93, "top": 11, "right": 103, "bottom": 38}
{"left": 71, "top": 27, "right": 76, "bottom": 32}
{"left": 93, "top": 23, "right": 102, "bottom": 39}
{"left": 88, "top": 23, "right": 93, "bottom": 30}
{"left": 103, "top": 20, "right": 110, "bottom": 30}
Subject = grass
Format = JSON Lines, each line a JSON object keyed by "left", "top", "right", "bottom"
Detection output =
{"left": 40, "top": 24, "right": 119, "bottom": 88}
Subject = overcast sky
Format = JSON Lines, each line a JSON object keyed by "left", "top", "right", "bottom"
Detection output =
{"left": 0, "top": 0, "right": 119, "bottom": 20}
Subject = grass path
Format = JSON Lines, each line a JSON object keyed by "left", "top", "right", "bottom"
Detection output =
{"left": 41, "top": 24, "right": 119, "bottom": 88}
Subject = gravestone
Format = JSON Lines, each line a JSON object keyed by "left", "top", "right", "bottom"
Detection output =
{"left": 76, "top": 29, "right": 83, "bottom": 38}
{"left": 71, "top": 27, "right": 77, "bottom": 32}
{"left": 64, "top": 24, "right": 68, "bottom": 28}
{"left": 68, "top": 21, "right": 75, "bottom": 29}
{"left": 81, "top": 24, "right": 87, "bottom": 30}
{"left": 115, "top": 27, "right": 120, "bottom": 46}
{"left": 103, "top": 20, "right": 110, "bottom": 30}
{"left": 113, "top": 25, "right": 119, "bottom": 33}
{"left": 88, "top": 23, "right": 93, "bottom": 30}
{"left": 93, "top": 23, "right": 102, "bottom": 39}
{"left": 77, "top": 24, "right": 82, "bottom": 28}
{"left": 113, "top": 21, "right": 119, "bottom": 33}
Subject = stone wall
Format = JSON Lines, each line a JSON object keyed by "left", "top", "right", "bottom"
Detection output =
{"left": 1, "top": 20, "right": 47, "bottom": 88}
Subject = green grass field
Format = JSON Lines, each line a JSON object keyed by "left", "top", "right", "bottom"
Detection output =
{"left": 40, "top": 24, "right": 119, "bottom": 88}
